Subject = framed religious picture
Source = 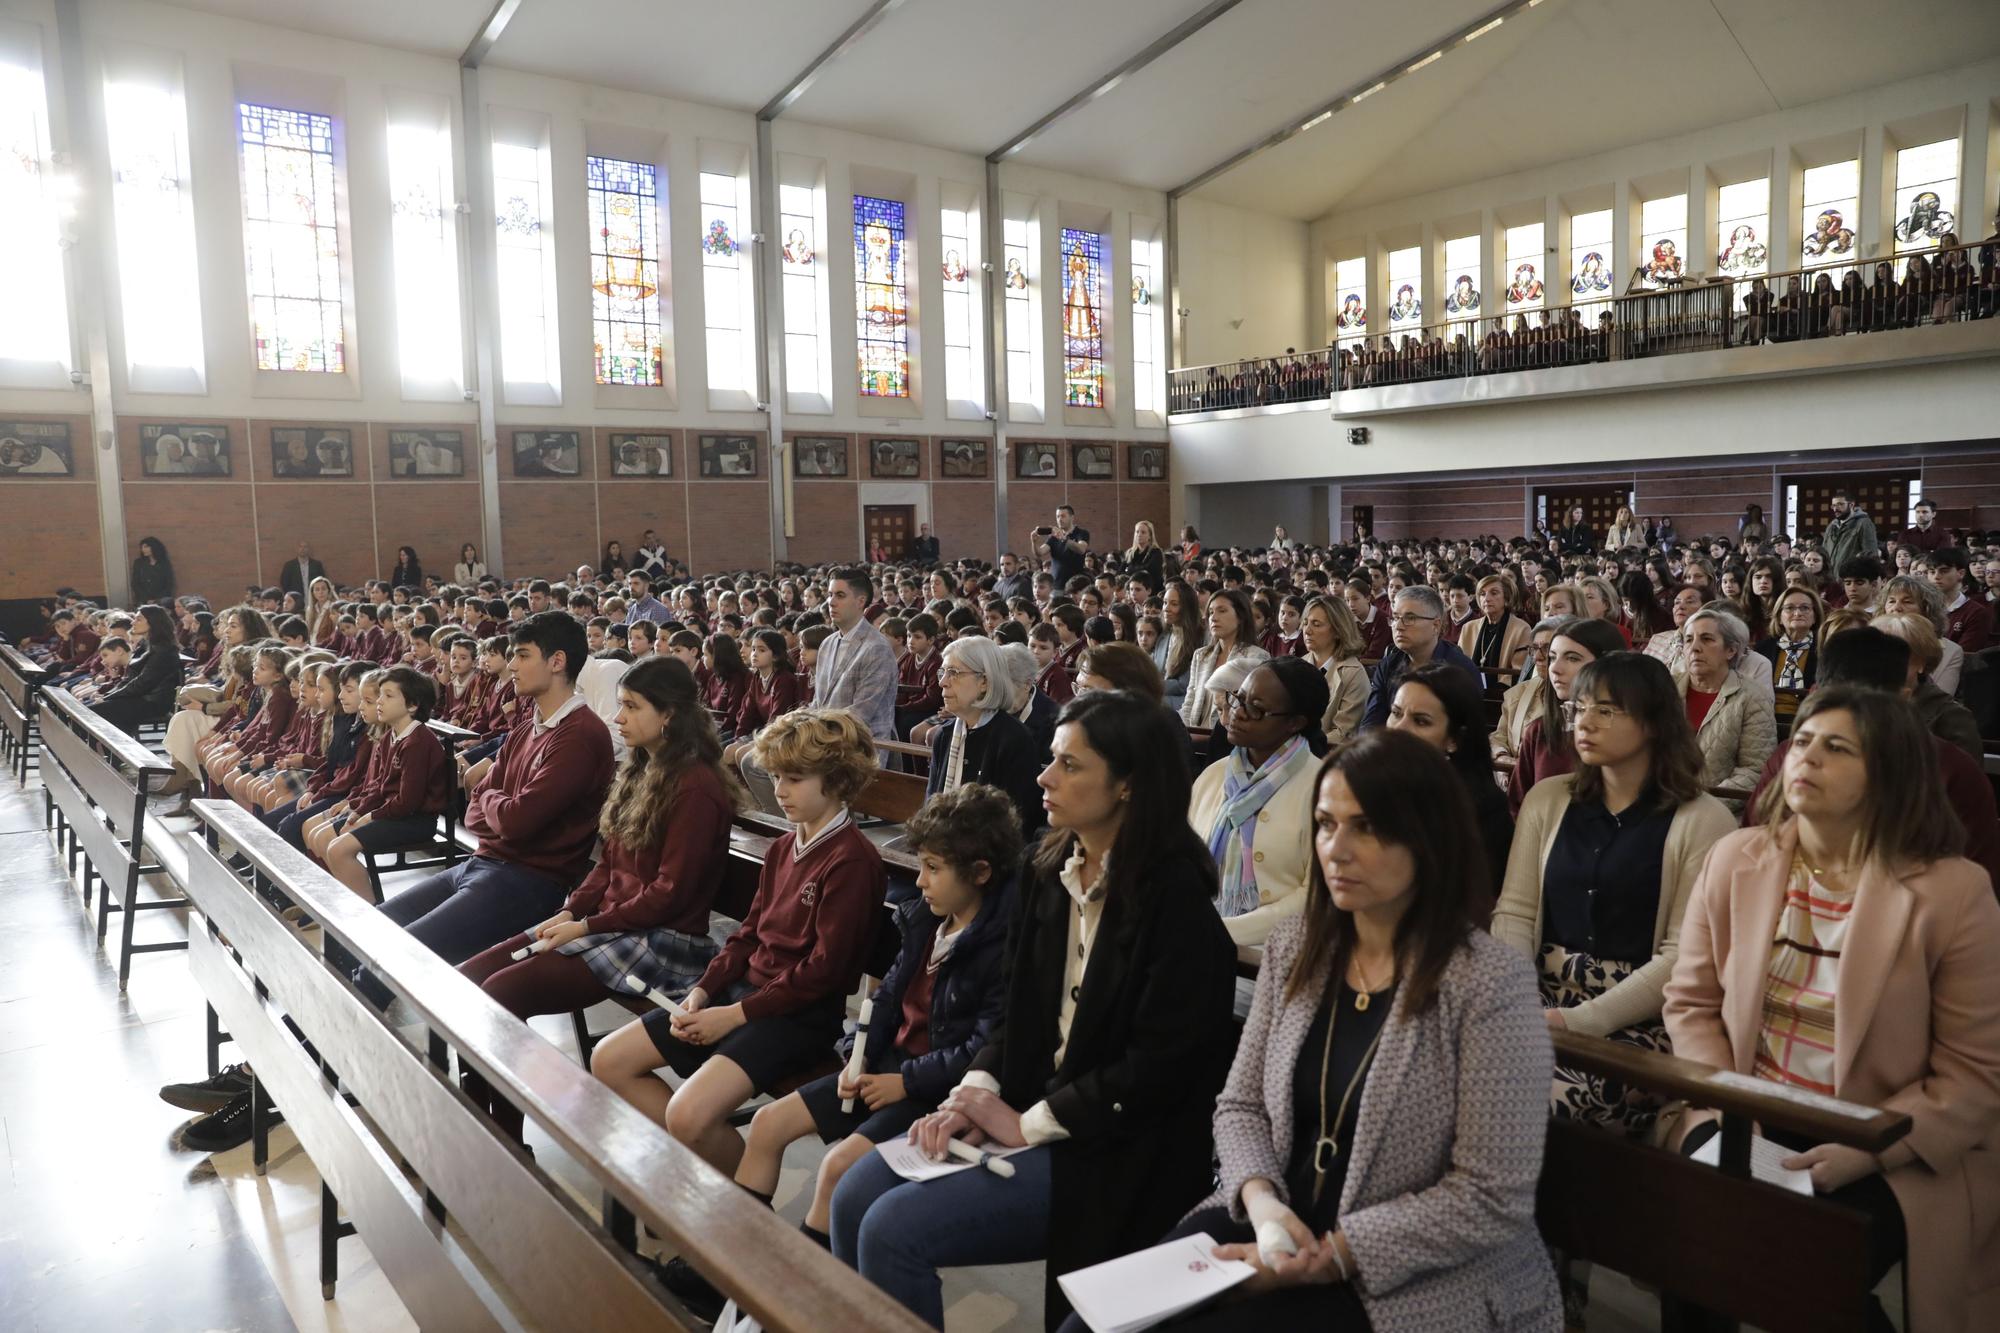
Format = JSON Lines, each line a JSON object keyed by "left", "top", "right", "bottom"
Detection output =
{"left": 698, "top": 433, "right": 760, "bottom": 478}
{"left": 387, "top": 428, "right": 466, "bottom": 478}
{"left": 937, "top": 438, "right": 989, "bottom": 479}
{"left": 1128, "top": 444, "right": 1167, "bottom": 481}
{"left": 792, "top": 435, "right": 850, "bottom": 478}
{"left": 141, "top": 422, "right": 232, "bottom": 476}
{"left": 1071, "top": 442, "right": 1114, "bottom": 480}
{"left": 608, "top": 432, "right": 675, "bottom": 477}
{"left": 512, "top": 430, "right": 582, "bottom": 477}
{"left": 1014, "top": 441, "right": 1058, "bottom": 480}
{"left": 0, "top": 421, "right": 76, "bottom": 476}
{"left": 868, "top": 437, "right": 921, "bottom": 478}
{"left": 270, "top": 426, "right": 354, "bottom": 478}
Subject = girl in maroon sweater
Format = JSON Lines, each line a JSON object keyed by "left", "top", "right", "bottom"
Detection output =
{"left": 303, "top": 671, "right": 387, "bottom": 859}
{"left": 321, "top": 667, "right": 448, "bottom": 901}
{"left": 457, "top": 657, "right": 742, "bottom": 1141}
{"left": 702, "top": 632, "right": 751, "bottom": 739}
{"left": 204, "top": 647, "right": 295, "bottom": 793}
{"left": 592, "top": 708, "right": 887, "bottom": 1177}
{"left": 723, "top": 629, "right": 804, "bottom": 769}
{"left": 243, "top": 660, "right": 334, "bottom": 813}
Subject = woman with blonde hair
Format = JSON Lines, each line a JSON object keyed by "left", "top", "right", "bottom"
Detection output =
{"left": 1577, "top": 574, "right": 1631, "bottom": 647}
{"left": 1299, "top": 594, "right": 1368, "bottom": 743}
{"left": 1870, "top": 611, "right": 1983, "bottom": 758}
{"left": 305, "top": 577, "right": 339, "bottom": 646}
{"left": 1603, "top": 505, "right": 1639, "bottom": 550}
{"left": 1457, "top": 573, "right": 1532, "bottom": 685}
{"left": 1538, "top": 582, "right": 1582, "bottom": 621}
{"left": 1124, "top": 519, "right": 1164, "bottom": 586}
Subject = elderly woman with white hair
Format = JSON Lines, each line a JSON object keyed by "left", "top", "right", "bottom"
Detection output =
{"left": 1879, "top": 574, "right": 1964, "bottom": 696}
{"left": 1674, "top": 605, "right": 1777, "bottom": 804}
{"left": 998, "top": 640, "right": 1057, "bottom": 759}
{"left": 925, "top": 635, "right": 1044, "bottom": 834}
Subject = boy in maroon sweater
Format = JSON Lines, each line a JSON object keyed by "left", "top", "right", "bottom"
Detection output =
{"left": 593, "top": 708, "right": 886, "bottom": 1181}
{"left": 323, "top": 666, "right": 449, "bottom": 901}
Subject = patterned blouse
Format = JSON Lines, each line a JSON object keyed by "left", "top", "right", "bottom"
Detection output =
{"left": 1754, "top": 854, "right": 1854, "bottom": 1096}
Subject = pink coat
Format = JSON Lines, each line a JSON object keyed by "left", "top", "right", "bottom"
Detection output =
{"left": 1664, "top": 824, "right": 2000, "bottom": 1333}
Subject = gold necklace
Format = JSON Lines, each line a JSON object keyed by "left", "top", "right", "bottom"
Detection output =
{"left": 1348, "top": 952, "right": 1392, "bottom": 1011}
{"left": 1310, "top": 981, "right": 1392, "bottom": 1205}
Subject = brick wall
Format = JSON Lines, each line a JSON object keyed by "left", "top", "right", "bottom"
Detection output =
{"left": 0, "top": 412, "right": 101, "bottom": 597}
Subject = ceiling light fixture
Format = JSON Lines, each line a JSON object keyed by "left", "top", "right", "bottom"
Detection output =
{"left": 1299, "top": 109, "right": 1333, "bottom": 131}
{"left": 1406, "top": 50, "right": 1444, "bottom": 73}
{"left": 1350, "top": 81, "right": 1387, "bottom": 103}
{"left": 1465, "top": 16, "right": 1504, "bottom": 40}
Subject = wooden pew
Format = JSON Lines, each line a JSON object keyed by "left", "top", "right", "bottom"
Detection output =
{"left": 36, "top": 686, "right": 179, "bottom": 989}
{"left": 0, "top": 643, "right": 47, "bottom": 781}
{"left": 184, "top": 800, "right": 928, "bottom": 1332}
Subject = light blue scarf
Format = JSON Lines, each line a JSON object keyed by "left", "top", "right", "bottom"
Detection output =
{"left": 1209, "top": 735, "right": 1313, "bottom": 919}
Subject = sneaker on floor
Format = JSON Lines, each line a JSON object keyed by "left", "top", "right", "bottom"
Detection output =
{"left": 159, "top": 1062, "right": 253, "bottom": 1114}
{"left": 647, "top": 1255, "right": 725, "bottom": 1323}
{"left": 179, "top": 1090, "right": 281, "bottom": 1154}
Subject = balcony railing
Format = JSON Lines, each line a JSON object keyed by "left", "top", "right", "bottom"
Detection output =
{"left": 1167, "top": 238, "right": 1999, "bottom": 413}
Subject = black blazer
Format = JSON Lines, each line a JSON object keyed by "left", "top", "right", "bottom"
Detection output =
{"left": 970, "top": 846, "right": 1236, "bottom": 1326}
{"left": 102, "top": 641, "right": 184, "bottom": 711}
{"left": 129, "top": 557, "right": 175, "bottom": 605}
{"left": 279, "top": 557, "right": 325, "bottom": 600}
{"left": 925, "top": 709, "right": 1044, "bottom": 836}
{"left": 1123, "top": 545, "right": 1164, "bottom": 586}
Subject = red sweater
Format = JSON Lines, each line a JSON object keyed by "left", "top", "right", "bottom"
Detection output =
{"left": 350, "top": 723, "right": 448, "bottom": 820}
{"left": 464, "top": 699, "right": 614, "bottom": 883}
{"left": 896, "top": 649, "right": 942, "bottom": 716}
{"left": 732, "top": 671, "right": 803, "bottom": 737}
{"left": 237, "top": 686, "right": 297, "bottom": 757}
{"left": 274, "top": 707, "right": 323, "bottom": 765}
{"left": 1036, "top": 657, "right": 1074, "bottom": 705}
{"left": 695, "top": 818, "right": 886, "bottom": 1021}
{"left": 307, "top": 732, "right": 373, "bottom": 805}
{"left": 562, "top": 765, "right": 734, "bottom": 936}
{"left": 704, "top": 668, "right": 749, "bottom": 729}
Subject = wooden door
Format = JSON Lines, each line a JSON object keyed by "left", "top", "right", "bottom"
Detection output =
{"left": 1536, "top": 485, "right": 1632, "bottom": 538}
{"left": 1350, "top": 504, "right": 1375, "bottom": 541}
{"left": 1785, "top": 471, "right": 1916, "bottom": 545}
{"left": 863, "top": 505, "right": 915, "bottom": 561}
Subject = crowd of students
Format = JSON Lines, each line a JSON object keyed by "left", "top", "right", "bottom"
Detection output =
{"left": 17, "top": 485, "right": 2000, "bottom": 1331}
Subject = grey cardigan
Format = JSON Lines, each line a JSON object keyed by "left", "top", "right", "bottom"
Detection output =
{"left": 1197, "top": 918, "right": 1561, "bottom": 1332}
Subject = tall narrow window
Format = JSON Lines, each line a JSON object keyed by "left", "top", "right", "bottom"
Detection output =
{"left": 1442, "top": 234, "right": 1480, "bottom": 325}
{"left": 779, "top": 183, "right": 824, "bottom": 404}
{"left": 386, "top": 119, "right": 461, "bottom": 393}
{"left": 1003, "top": 217, "right": 1037, "bottom": 408}
{"left": 1130, "top": 237, "right": 1160, "bottom": 416}
{"left": 1892, "top": 139, "right": 1959, "bottom": 270}
{"left": 588, "top": 155, "right": 663, "bottom": 387}
{"left": 492, "top": 141, "right": 556, "bottom": 392}
{"left": 1504, "top": 222, "right": 1544, "bottom": 313}
{"left": 104, "top": 78, "right": 200, "bottom": 385}
{"left": 940, "top": 206, "right": 976, "bottom": 407}
{"left": 1060, "top": 227, "right": 1105, "bottom": 407}
{"left": 1333, "top": 255, "right": 1366, "bottom": 346}
{"left": 1714, "top": 179, "right": 1768, "bottom": 280}
{"left": 1800, "top": 159, "right": 1859, "bottom": 271}
{"left": 854, "top": 195, "right": 909, "bottom": 398}
{"left": 700, "top": 169, "right": 753, "bottom": 394}
{"left": 1568, "top": 209, "right": 1612, "bottom": 316}
{"left": 1637, "top": 194, "right": 1687, "bottom": 290}
{"left": 238, "top": 102, "right": 343, "bottom": 373}
{"left": 1386, "top": 245, "right": 1422, "bottom": 334}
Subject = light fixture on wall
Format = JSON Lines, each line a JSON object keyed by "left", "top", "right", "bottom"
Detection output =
{"left": 1347, "top": 427, "right": 1370, "bottom": 445}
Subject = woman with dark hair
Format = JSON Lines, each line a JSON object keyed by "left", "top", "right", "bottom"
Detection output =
{"left": 700, "top": 632, "right": 750, "bottom": 735}
{"left": 1494, "top": 653, "right": 1733, "bottom": 1136}
{"left": 1068, "top": 731, "right": 1556, "bottom": 1332}
{"left": 1619, "top": 570, "right": 1667, "bottom": 645}
{"left": 1189, "top": 658, "right": 1330, "bottom": 945}
{"left": 130, "top": 536, "right": 175, "bottom": 604}
{"left": 1387, "top": 662, "right": 1512, "bottom": 919}
{"left": 600, "top": 540, "right": 629, "bottom": 583}
{"left": 391, "top": 544, "right": 423, "bottom": 591}
{"left": 1506, "top": 617, "right": 1628, "bottom": 815}
{"left": 1157, "top": 577, "right": 1204, "bottom": 710}
{"left": 830, "top": 691, "right": 1237, "bottom": 1329}
{"left": 1667, "top": 687, "right": 2000, "bottom": 1333}
{"left": 1182, "top": 587, "right": 1270, "bottom": 730}
{"left": 454, "top": 542, "right": 486, "bottom": 585}
{"left": 93, "top": 604, "right": 185, "bottom": 738}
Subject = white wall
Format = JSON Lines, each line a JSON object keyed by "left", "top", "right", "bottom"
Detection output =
{"left": 1174, "top": 195, "right": 1310, "bottom": 368}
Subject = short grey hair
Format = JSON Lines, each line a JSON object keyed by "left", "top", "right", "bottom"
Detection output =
{"left": 1882, "top": 574, "right": 1946, "bottom": 634}
{"left": 1686, "top": 604, "right": 1750, "bottom": 663}
{"left": 1393, "top": 584, "right": 1446, "bottom": 620}
{"left": 1534, "top": 614, "right": 1579, "bottom": 638}
{"left": 941, "top": 636, "right": 1012, "bottom": 713}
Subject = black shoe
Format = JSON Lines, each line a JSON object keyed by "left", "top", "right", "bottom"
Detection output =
{"left": 647, "top": 1255, "right": 725, "bottom": 1322}
{"left": 180, "top": 1090, "right": 281, "bottom": 1154}
{"left": 159, "top": 1062, "right": 253, "bottom": 1114}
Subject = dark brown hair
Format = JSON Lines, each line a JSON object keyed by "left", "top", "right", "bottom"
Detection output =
{"left": 1076, "top": 641, "right": 1165, "bottom": 703}
{"left": 903, "top": 783, "right": 1024, "bottom": 886}
{"left": 1565, "top": 653, "right": 1704, "bottom": 811}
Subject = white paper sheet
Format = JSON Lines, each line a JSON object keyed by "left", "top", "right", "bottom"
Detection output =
{"left": 1690, "top": 1130, "right": 1815, "bottom": 1196}
{"left": 1058, "top": 1232, "right": 1257, "bottom": 1333}
{"left": 874, "top": 1138, "right": 1029, "bottom": 1183}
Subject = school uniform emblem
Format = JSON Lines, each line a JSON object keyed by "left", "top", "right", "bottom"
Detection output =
{"left": 800, "top": 880, "right": 819, "bottom": 906}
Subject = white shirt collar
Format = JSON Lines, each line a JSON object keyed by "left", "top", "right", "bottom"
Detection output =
{"left": 794, "top": 806, "right": 852, "bottom": 859}
{"left": 1948, "top": 591, "right": 1968, "bottom": 612}
{"left": 392, "top": 717, "right": 420, "bottom": 741}
{"left": 1058, "top": 841, "right": 1109, "bottom": 909}
{"left": 532, "top": 691, "right": 590, "bottom": 733}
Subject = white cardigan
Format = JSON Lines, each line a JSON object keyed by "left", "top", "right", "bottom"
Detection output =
{"left": 1187, "top": 751, "right": 1317, "bottom": 946}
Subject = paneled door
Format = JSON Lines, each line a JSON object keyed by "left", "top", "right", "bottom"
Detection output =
{"left": 863, "top": 505, "right": 914, "bottom": 561}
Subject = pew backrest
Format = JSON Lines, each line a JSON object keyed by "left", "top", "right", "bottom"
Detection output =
{"left": 0, "top": 643, "right": 47, "bottom": 778}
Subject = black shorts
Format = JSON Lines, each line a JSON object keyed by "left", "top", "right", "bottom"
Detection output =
{"left": 795, "top": 1046, "right": 931, "bottom": 1144}
{"left": 640, "top": 986, "right": 844, "bottom": 1095}
{"left": 347, "top": 813, "right": 440, "bottom": 852}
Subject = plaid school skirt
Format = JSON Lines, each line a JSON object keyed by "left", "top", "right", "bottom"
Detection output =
{"left": 268, "top": 767, "right": 315, "bottom": 800}
{"left": 557, "top": 925, "right": 721, "bottom": 996}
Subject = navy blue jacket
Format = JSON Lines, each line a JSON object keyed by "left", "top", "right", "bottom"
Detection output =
{"left": 848, "top": 877, "right": 1012, "bottom": 1106}
{"left": 1360, "top": 638, "right": 1482, "bottom": 731}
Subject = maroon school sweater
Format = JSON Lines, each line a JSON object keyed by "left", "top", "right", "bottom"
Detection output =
{"left": 237, "top": 686, "right": 297, "bottom": 757}
{"left": 695, "top": 818, "right": 886, "bottom": 1021}
{"left": 561, "top": 764, "right": 734, "bottom": 936}
{"left": 350, "top": 723, "right": 447, "bottom": 820}
{"left": 463, "top": 698, "right": 614, "bottom": 883}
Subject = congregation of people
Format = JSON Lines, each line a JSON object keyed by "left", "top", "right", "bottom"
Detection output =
{"left": 19, "top": 482, "right": 2000, "bottom": 1332}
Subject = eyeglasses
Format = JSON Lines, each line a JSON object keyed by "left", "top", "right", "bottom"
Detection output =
{"left": 940, "top": 666, "right": 985, "bottom": 681}
{"left": 1390, "top": 613, "right": 1439, "bottom": 627}
{"left": 1561, "top": 702, "right": 1628, "bottom": 726}
{"left": 1226, "top": 693, "right": 1297, "bottom": 722}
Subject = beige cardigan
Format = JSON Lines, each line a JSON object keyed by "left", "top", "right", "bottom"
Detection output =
{"left": 1188, "top": 751, "right": 1318, "bottom": 946}
{"left": 1492, "top": 773, "right": 1735, "bottom": 1038}
{"left": 1307, "top": 653, "right": 1369, "bottom": 745}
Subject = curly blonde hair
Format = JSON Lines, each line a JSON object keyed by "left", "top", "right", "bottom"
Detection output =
{"left": 751, "top": 709, "right": 878, "bottom": 803}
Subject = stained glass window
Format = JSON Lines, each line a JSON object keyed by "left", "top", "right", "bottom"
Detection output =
{"left": 1637, "top": 194, "right": 1687, "bottom": 291}
{"left": 1333, "top": 256, "right": 1366, "bottom": 346}
{"left": 588, "top": 154, "right": 664, "bottom": 387}
{"left": 1386, "top": 245, "right": 1422, "bottom": 333}
{"left": 1892, "top": 139, "right": 1959, "bottom": 271}
{"left": 1442, "top": 234, "right": 1480, "bottom": 325}
{"left": 0, "top": 59, "right": 70, "bottom": 375}
{"left": 105, "top": 78, "right": 199, "bottom": 382}
{"left": 1568, "top": 209, "right": 1612, "bottom": 318}
{"left": 1131, "top": 236, "right": 1161, "bottom": 416}
{"left": 779, "top": 182, "right": 825, "bottom": 404}
{"left": 1060, "top": 227, "right": 1105, "bottom": 407}
{"left": 1003, "top": 217, "right": 1037, "bottom": 408}
{"left": 854, "top": 195, "right": 909, "bottom": 398}
{"left": 238, "top": 102, "right": 343, "bottom": 373}
{"left": 1714, "top": 178, "right": 1769, "bottom": 309}
{"left": 701, "top": 170, "right": 753, "bottom": 394}
{"left": 386, "top": 120, "right": 461, "bottom": 391}
{"left": 493, "top": 141, "right": 556, "bottom": 391}
{"left": 1505, "top": 222, "right": 1544, "bottom": 314}
{"left": 1800, "top": 160, "right": 1859, "bottom": 272}
{"left": 940, "top": 206, "right": 977, "bottom": 407}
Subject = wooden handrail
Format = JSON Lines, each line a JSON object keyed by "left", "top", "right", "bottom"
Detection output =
{"left": 40, "top": 686, "right": 172, "bottom": 781}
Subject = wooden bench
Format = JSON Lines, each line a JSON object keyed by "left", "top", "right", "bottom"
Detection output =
{"left": 358, "top": 718, "right": 480, "bottom": 902}
{"left": 0, "top": 643, "right": 46, "bottom": 781}
{"left": 183, "top": 800, "right": 928, "bottom": 1332}
{"left": 36, "top": 686, "right": 180, "bottom": 989}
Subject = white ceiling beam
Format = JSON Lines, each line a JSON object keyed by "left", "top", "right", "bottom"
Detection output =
{"left": 758, "top": 0, "right": 913, "bottom": 122}
{"left": 461, "top": 0, "right": 526, "bottom": 67}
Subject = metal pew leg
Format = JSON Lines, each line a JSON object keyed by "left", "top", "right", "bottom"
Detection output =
{"left": 251, "top": 1072, "right": 272, "bottom": 1176}
{"left": 116, "top": 867, "right": 142, "bottom": 991}
{"left": 319, "top": 1180, "right": 356, "bottom": 1300}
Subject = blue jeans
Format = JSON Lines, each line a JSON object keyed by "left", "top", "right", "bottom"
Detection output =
{"left": 830, "top": 1143, "right": 1052, "bottom": 1328}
